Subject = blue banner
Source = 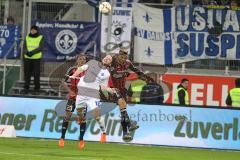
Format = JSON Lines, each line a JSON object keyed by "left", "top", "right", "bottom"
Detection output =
{"left": 175, "top": 6, "right": 240, "bottom": 60}
{"left": 1, "top": 96, "right": 240, "bottom": 150}
{"left": 0, "top": 25, "right": 21, "bottom": 59}
{"left": 34, "top": 21, "right": 101, "bottom": 61}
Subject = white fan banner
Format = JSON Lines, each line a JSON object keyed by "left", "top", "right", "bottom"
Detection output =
{"left": 101, "top": 7, "right": 132, "bottom": 54}
{"left": 133, "top": 3, "right": 174, "bottom": 65}
{"left": 133, "top": 3, "right": 240, "bottom": 65}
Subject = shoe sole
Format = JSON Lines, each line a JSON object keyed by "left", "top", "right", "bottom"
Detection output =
{"left": 100, "top": 140, "right": 106, "bottom": 143}
{"left": 175, "top": 115, "right": 187, "bottom": 121}
{"left": 59, "top": 140, "right": 64, "bottom": 147}
{"left": 123, "top": 138, "right": 133, "bottom": 142}
{"left": 79, "top": 146, "right": 84, "bottom": 150}
{"left": 79, "top": 143, "right": 84, "bottom": 150}
{"left": 59, "top": 144, "right": 64, "bottom": 147}
{"left": 122, "top": 135, "right": 133, "bottom": 142}
{"left": 129, "top": 125, "right": 139, "bottom": 132}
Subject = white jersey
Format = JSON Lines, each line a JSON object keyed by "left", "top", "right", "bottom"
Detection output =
{"left": 77, "top": 60, "right": 110, "bottom": 98}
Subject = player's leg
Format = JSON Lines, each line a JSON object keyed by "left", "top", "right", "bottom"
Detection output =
{"left": 94, "top": 108, "right": 107, "bottom": 143}
{"left": 113, "top": 91, "right": 139, "bottom": 141}
{"left": 90, "top": 99, "right": 106, "bottom": 143}
{"left": 117, "top": 97, "right": 134, "bottom": 141}
{"left": 59, "top": 99, "right": 74, "bottom": 147}
{"left": 106, "top": 90, "right": 133, "bottom": 141}
{"left": 76, "top": 107, "right": 87, "bottom": 150}
{"left": 76, "top": 96, "right": 88, "bottom": 150}
{"left": 117, "top": 90, "right": 139, "bottom": 131}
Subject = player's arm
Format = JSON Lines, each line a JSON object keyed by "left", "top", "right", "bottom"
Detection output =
{"left": 62, "top": 81, "right": 76, "bottom": 96}
{"left": 127, "top": 60, "right": 154, "bottom": 82}
{"left": 71, "top": 64, "right": 88, "bottom": 78}
{"left": 62, "top": 67, "right": 76, "bottom": 96}
{"left": 99, "top": 71, "right": 121, "bottom": 97}
{"left": 128, "top": 60, "right": 144, "bottom": 76}
{"left": 100, "top": 85, "right": 116, "bottom": 94}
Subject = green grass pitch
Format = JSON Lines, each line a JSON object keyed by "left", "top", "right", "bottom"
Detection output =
{"left": 0, "top": 137, "right": 240, "bottom": 160}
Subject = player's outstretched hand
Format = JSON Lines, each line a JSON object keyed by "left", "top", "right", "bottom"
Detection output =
{"left": 68, "top": 75, "right": 80, "bottom": 79}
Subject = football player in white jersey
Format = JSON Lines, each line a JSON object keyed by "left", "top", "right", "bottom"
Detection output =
{"left": 70, "top": 55, "right": 114, "bottom": 149}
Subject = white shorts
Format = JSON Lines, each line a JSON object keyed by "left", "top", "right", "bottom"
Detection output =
{"left": 76, "top": 95, "right": 101, "bottom": 111}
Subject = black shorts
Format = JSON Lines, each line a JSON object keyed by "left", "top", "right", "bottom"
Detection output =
{"left": 65, "top": 99, "right": 76, "bottom": 112}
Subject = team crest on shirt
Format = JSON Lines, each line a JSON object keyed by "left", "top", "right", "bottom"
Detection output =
{"left": 55, "top": 30, "right": 77, "bottom": 54}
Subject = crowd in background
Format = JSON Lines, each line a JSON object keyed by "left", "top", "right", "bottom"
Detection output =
{"left": 138, "top": 0, "right": 240, "bottom": 6}
{"left": 138, "top": 0, "right": 240, "bottom": 10}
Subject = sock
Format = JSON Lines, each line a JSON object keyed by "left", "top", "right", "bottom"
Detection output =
{"left": 120, "top": 109, "right": 130, "bottom": 133}
{"left": 96, "top": 117, "right": 106, "bottom": 133}
{"left": 61, "top": 119, "right": 69, "bottom": 139}
{"left": 79, "top": 121, "right": 86, "bottom": 141}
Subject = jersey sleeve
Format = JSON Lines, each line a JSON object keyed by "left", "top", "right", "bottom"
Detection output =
{"left": 127, "top": 60, "right": 144, "bottom": 77}
{"left": 79, "top": 64, "right": 88, "bottom": 71}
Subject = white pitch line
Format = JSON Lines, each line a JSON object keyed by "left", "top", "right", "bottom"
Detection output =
{"left": 0, "top": 151, "right": 99, "bottom": 160}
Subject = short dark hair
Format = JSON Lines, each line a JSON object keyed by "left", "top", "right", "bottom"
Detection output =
{"left": 31, "top": 25, "right": 39, "bottom": 31}
{"left": 7, "top": 16, "right": 14, "bottom": 23}
{"left": 119, "top": 47, "right": 128, "bottom": 55}
{"left": 235, "top": 78, "right": 240, "bottom": 87}
{"left": 181, "top": 78, "right": 189, "bottom": 83}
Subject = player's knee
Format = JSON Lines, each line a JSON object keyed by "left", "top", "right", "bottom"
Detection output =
{"left": 95, "top": 116, "right": 100, "bottom": 121}
{"left": 77, "top": 109, "right": 84, "bottom": 117}
{"left": 121, "top": 116, "right": 130, "bottom": 123}
{"left": 64, "top": 114, "right": 71, "bottom": 122}
{"left": 118, "top": 98, "right": 127, "bottom": 108}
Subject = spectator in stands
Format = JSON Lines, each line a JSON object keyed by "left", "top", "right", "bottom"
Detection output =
{"left": 6, "top": 16, "right": 15, "bottom": 25}
{"left": 140, "top": 73, "right": 164, "bottom": 105}
{"left": 138, "top": 0, "right": 172, "bottom": 8}
{"left": 127, "top": 77, "right": 146, "bottom": 103}
{"left": 192, "top": 0, "right": 205, "bottom": 5}
{"left": 230, "top": 0, "right": 239, "bottom": 10}
{"left": 23, "top": 25, "right": 44, "bottom": 94}
{"left": 174, "top": 78, "right": 189, "bottom": 105}
{"left": 138, "top": 0, "right": 161, "bottom": 3}
{"left": 226, "top": 78, "right": 240, "bottom": 107}
{"left": 209, "top": 0, "right": 217, "bottom": 5}
{"left": 173, "top": 0, "right": 192, "bottom": 6}
{"left": 220, "top": 0, "right": 230, "bottom": 6}
{"left": 193, "top": 0, "right": 221, "bottom": 6}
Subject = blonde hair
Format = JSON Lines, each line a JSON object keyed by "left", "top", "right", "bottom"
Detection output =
{"left": 76, "top": 54, "right": 86, "bottom": 66}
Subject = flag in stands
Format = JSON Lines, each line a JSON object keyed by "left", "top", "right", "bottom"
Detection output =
{"left": 133, "top": 4, "right": 240, "bottom": 64}
{"left": 86, "top": 0, "right": 138, "bottom": 7}
{"left": 115, "top": 0, "right": 138, "bottom": 7}
{"left": 133, "top": 3, "right": 174, "bottom": 65}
